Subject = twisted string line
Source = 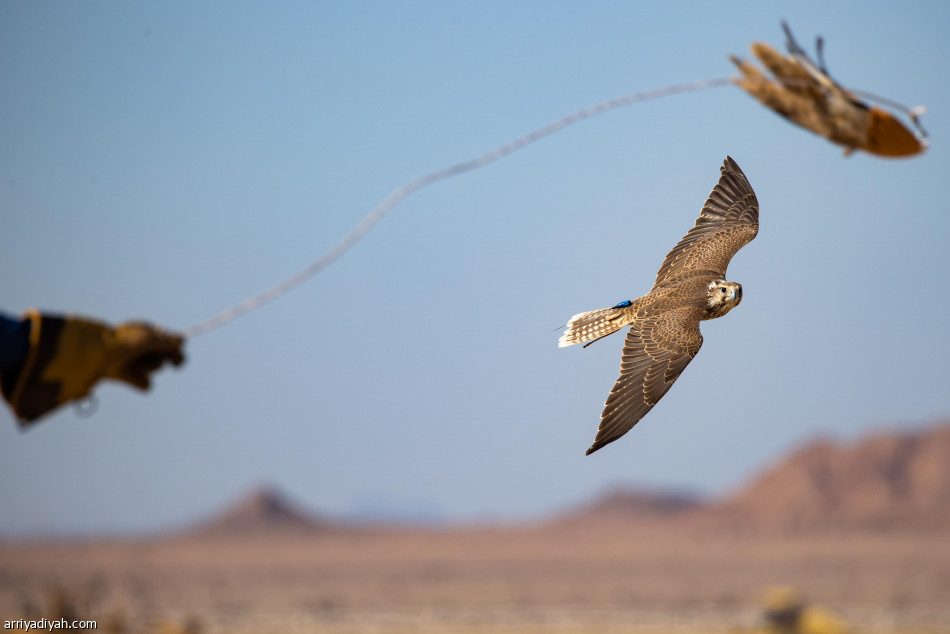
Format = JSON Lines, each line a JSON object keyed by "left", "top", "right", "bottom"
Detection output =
{"left": 182, "top": 77, "right": 735, "bottom": 338}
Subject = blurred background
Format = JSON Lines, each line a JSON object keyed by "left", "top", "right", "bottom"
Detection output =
{"left": 2, "top": 2, "right": 949, "bottom": 630}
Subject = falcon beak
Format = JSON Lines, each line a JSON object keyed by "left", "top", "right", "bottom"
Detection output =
{"left": 730, "top": 287, "right": 742, "bottom": 302}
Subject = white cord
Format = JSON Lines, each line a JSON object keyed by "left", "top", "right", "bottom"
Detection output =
{"left": 182, "top": 77, "right": 735, "bottom": 338}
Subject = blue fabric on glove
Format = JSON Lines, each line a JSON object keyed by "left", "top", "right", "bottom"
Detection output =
{"left": 0, "top": 313, "right": 30, "bottom": 380}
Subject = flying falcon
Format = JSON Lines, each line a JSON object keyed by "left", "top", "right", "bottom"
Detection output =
{"left": 559, "top": 157, "right": 758, "bottom": 455}
{"left": 730, "top": 22, "right": 927, "bottom": 158}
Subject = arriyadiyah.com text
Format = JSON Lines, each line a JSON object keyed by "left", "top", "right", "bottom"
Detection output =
{"left": 4, "top": 619, "right": 97, "bottom": 631}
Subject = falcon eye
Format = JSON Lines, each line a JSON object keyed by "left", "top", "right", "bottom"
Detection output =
{"left": 720, "top": 287, "right": 727, "bottom": 293}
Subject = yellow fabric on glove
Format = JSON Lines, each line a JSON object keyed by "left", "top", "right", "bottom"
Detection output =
{"left": 2, "top": 310, "right": 185, "bottom": 426}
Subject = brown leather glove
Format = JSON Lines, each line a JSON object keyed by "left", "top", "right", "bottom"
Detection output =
{"left": 1, "top": 310, "right": 185, "bottom": 426}
{"left": 105, "top": 321, "right": 186, "bottom": 389}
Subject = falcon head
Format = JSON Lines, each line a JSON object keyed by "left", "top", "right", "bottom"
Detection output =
{"left": 705, "top": 279, "right": 742, "bottom": 319}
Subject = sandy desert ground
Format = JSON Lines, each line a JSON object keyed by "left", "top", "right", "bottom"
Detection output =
{"left": 4, "top": 426, "right": 949, "bottom": 633}
{"left": 2, "top": 523, "right": 949, "bottom": 633}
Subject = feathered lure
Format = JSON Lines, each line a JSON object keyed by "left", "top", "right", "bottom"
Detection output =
{"left": 731, "top": 22, "right": 927, "bottom": 158}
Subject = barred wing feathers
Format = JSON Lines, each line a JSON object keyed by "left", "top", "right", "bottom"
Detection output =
{"left": 652, "top": 157, "right": 758, "bottom": 289}
{"left": 587, "top": 307, "right": 704, "bottom": 455}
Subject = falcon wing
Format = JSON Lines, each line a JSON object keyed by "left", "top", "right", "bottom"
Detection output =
{"left": 652, "top": 157, "right": 758, "bottom": 289}
{"left": 587, "top": 307, "right": 704, "bottom": 455}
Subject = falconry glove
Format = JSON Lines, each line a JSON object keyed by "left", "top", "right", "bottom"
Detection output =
{"left": 1, "top": 310, "right": 185, "bottom": 427}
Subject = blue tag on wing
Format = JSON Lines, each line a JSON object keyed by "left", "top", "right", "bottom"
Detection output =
{"left": 612, "top": 300, "right": 632, "bottom": 308}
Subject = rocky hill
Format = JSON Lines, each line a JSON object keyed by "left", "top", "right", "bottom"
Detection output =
{"left": 711, "top": 424, "right": 950, "bottom": 532}
{"left": 184, "top": 424, "right": 950, "bottom": 537}
{"left": 548, "top": 423, "right": 950, "bottom": 534}
{"left": 187, "top": 486, "right": 330, "bottom": 538}
{"left": 549, "top": 487, "right": 705, "bottom": 528}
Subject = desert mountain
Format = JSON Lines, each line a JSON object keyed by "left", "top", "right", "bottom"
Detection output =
{"left": 549, "top": 423, "right": 950, "bottom": 533}
{"left": 712, "top": 424, "right": 950, "bottom": 531}
{"left": 549, "top": 487, "right": 704, "bottom": 528}
{"left": 188, "top": 486, "right": 329, "bottom": 538}
{"left": 182, "top": 423, "right": 950, "bottom": 538}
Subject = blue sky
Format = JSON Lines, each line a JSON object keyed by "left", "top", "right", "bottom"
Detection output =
{"left": 1, "top": 1, "right": 948, "bottom": 534}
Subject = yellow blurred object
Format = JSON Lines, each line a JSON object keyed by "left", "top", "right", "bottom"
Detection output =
{"left": 757, "top": 586, "right": 849, "bottom": 634}
{"left": 762, "top": 586, "right": 804, "bottom": 633}
{"left": 730, "top": 23, "right": 926, "bottom": 158}
{"left": 1, "top": 310, "right": 185, "bottom": 426}
{"left": 799, "top": 606, "right": 849, "bottom": 634}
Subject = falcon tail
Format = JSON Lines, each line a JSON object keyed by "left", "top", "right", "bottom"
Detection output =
{"left": 558, "top": 303, "right": 631, "bottom": 348}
